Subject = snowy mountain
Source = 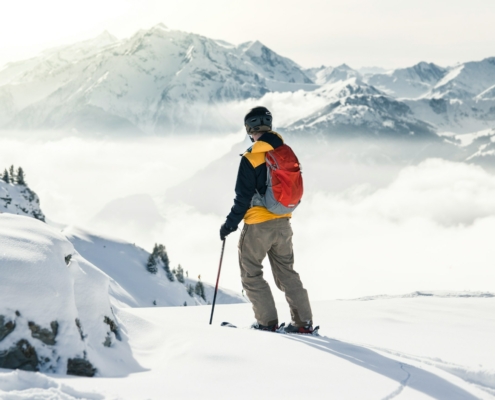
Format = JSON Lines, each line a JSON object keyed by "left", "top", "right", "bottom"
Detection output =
{"left": 0, "top": 174, "right": 45, "bottom": 221}
{"left": 428, "top": 57, "right": 495, "bottom": 100}
{"left": 0, "top": 31, "right": 119, "bottom": 127}
{"left": 284, "top": 78, "right": 437, "bottom": 138}
{"left": 400, "top": 58, "right": 495, "bottom": 133}
{"left": 0, "top": 24, "right": 313, "bottom": 134}
{"left": 1, "top": 25, "right": 494, "bottom": 136}
{"left": 365, "top": 62, "right": 447, "bottom": 98}
{"left": 304, "top": 64, "right": 360, "bottom": 85}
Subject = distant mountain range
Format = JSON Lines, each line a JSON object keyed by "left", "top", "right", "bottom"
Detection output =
{"left": 1, "top": 24, "right": 494, "bottom": 135}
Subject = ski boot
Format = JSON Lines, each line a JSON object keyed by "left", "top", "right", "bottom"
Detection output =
{"left": 280, "top": 322, "right": 319, "bottom": 335}
{"left": 251, "top": 322, "right": 279, "bottom": 332}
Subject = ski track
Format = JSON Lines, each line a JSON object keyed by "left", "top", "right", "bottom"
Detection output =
{"left": 368, "top": 345, "right": 495, "bottom": 397}
{"left": 284, "top": 334, "right": 489, "bottom": 400}
{"left": 381, "top": 364, "right": 411, "bottom": 400}
{"left": 221, "top": 324, "right": 492, "bottom": 399}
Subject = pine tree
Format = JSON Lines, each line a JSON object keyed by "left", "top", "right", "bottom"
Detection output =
{"left": 1, "top": 169, "right": 9, "bottom": 183}
{"left": 175, "top": 265, "right": 185, "bottom": 283}
{"left": 16, "top": 167, "right": 26, "bottom": 186}
{"left": 186, "top": 284, "right": 194, "bottom": 297}
{"left": 157, "top": 244, "right": 174, "bottom": 282}
{"left": 9, "top": 166, "right": 15, "bottom": 183}
{"left": 195, "top": 280, "right": 206, "bottom": 302}
{"left": 146, "top": 244, "right": 158, "bottom": 274}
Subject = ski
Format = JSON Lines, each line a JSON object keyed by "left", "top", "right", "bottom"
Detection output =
{"left": 220, "top": 321, "right": 320, "bottom": 336}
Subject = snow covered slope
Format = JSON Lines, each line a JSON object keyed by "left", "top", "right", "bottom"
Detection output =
{"left": 428, "top": 57, "right": 495, "bottom": 100}
{"left": 402, "top": 58, "right": 495, "bottom": 133}
{"left": 8, "top": 295, "right": 492, "bottom": 399}
{"left": 365, "top": 62, "right": 447, "bottom": 98}
{"left": 63, "top": 226, "right": 246, "bottom": 308}
{"left": 0, "top": 214, "right": 138, "bottom": 377}
{"left": 0, "top": 179, "right": 45, "bottom": 221}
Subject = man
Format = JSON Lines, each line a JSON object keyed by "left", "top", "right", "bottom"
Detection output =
{"left": 220, "top": 106, "right": 314, "bottom": 334}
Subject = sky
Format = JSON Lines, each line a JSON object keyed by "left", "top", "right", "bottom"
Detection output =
{"left": 1, "top": 0, "right": 494, "bottom": 70}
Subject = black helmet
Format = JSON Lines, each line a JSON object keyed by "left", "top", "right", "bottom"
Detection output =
{"left": 244, "top": 106, "right": 272, "bottom": 134}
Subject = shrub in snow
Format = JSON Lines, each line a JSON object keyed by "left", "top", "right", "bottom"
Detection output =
{"left": 173, "top": 265, "right": 185, "bottom": 283}
{"left": 195, "top": 280, "right": 206, "bottom": 302}
{"left": 0, "top": 214, "right": 135, "bottom": 377}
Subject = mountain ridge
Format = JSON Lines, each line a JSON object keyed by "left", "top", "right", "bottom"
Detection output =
{"left": 1, "top": 25, "right": 494, "bottom": 135}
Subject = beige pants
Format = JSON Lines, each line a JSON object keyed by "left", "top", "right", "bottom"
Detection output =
{"left": 238, "top": 218, "right": 313, "bottom": 326}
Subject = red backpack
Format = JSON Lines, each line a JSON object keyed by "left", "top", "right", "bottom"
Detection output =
{"left": 252, "top": 144, "right": 304, "bottom": 214}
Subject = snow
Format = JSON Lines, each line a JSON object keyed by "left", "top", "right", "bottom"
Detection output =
{"left": 0, "top": 214, "right": 138, "bottom": 377}
{"left": 1, "top": 209, "right": 493, "bottom": 398}
{"left": 2, "top": 296, "right": 493, "bottom": 399}
{"left": 0, "top": 180, "right": 45, "bottom": 221}
{"left": 63, "top": 226, "right": 246, "bottom": 308}
{"left": 366, "top": 62, "right": 447, "bottom": 99}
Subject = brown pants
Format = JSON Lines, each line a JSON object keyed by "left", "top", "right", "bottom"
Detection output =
{"left": 238, "top": 218, "right": 313, "bottom": 326}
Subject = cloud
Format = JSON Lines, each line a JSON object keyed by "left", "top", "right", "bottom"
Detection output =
{"left": 310, "top": 158, "right": 495, "bottom": 226}
{"left": 2, "top": 133, "right": 495, "bottom": 304}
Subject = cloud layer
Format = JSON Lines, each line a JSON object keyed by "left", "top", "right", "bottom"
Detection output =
{"left": 2, "top": 135, "right": 494, "bottom": 303}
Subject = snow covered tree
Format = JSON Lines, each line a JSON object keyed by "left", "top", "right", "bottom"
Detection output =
{"left": 186, "top": 284, "right": 194, "bottom": 297}
{"left": 174, "top": 265, "right": 185, "bottom": 283}
{"left": 146, "top": 251, "right": 158, "bottom": 274}
{"left": 1, "top": 169, "right": 9, "bottom": 183}
{"left": 195, "top": 280, "right": 206, "bottom": 302}
{"left": 16, "top": 167, "right": 26, "bottom": 186}
{"left": 146, "top": 243, "right": 174, "bottom": 281}
{"left": 156, "top": 244, "right": 174, "bottom": 282}
{"left": 9, "top": 165, "right": 15, "bottom": 183}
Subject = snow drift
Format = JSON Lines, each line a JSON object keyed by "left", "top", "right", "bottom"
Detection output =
{"left": 0, "top": 214, "right": 140, "bottom": 376}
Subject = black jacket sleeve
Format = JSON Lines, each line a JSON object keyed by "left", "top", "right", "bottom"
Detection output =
{"left": 225, "top": 156, "right": 256, "bottom": 229}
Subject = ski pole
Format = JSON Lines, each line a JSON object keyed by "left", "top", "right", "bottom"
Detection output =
{"left": 209, "top": 238, "right": 226, "bottom": 325}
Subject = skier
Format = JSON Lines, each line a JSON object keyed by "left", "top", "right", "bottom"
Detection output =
{"left": 220, "top": 106, "right": 314, "bottom": 334}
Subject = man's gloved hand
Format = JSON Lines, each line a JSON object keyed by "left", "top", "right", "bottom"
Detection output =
{"left": 220, "top": 223, "right": 236, "bottom": 241}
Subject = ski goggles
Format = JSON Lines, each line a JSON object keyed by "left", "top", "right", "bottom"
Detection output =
{"left": 245, "top": 115, "right": 272, "bottom": 133}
